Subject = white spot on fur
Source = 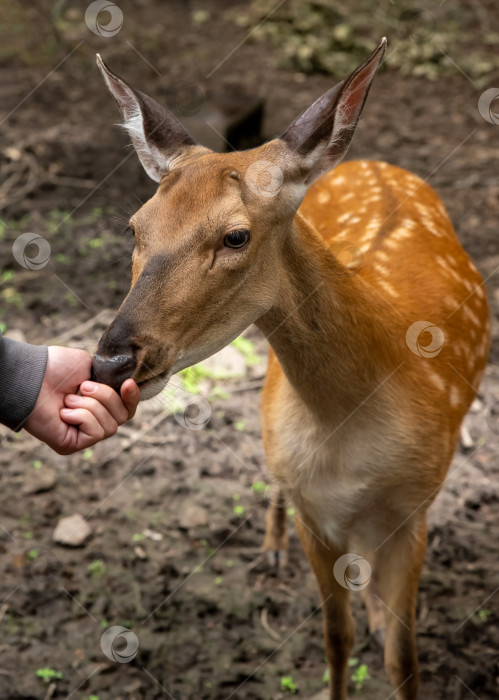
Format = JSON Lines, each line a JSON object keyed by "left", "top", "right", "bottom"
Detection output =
{"left": 449, "top": 385, "right": 462, "bottom": 408}
{"left": 427, "top": 369, "right": 446, "bottom": 392}
{"left": 377, "top": 279, "right": 399, "bottom": 297}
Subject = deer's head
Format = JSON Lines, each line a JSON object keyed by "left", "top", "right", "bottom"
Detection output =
{"left": 92, "top": 40, "right": 386, "bottom": 398}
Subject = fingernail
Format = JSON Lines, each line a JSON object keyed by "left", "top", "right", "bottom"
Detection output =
{"left": 81, "top": 381, "right": 97, "bottom": 393}
{"left": 60, "top": 408, "right": 72, "bottom": 416}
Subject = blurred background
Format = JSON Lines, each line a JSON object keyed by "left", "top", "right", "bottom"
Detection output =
{"left": 0, "top": 1, "right": 498, "bottom": 699}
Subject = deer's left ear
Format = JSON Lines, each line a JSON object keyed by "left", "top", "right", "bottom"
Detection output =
{"left": 280, "top": 38, "right": 386, "bottom": 185}
{"left": 96, "top": 54, "right": 198, "bottom": 182}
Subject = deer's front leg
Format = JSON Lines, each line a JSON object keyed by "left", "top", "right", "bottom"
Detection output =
{"left": 295, "top": 515, "right": 354, "bottom": 700}
{"left": 262, "top": 486, "right": 289, "bottom": 567}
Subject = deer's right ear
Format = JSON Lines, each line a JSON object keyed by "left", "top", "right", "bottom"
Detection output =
{"left": 96, "top": 54, "right": 196, "bottom": 182}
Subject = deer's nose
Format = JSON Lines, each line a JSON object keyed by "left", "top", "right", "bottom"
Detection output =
{"left": 91, "top": 351, "right": 137, "bottom": 393}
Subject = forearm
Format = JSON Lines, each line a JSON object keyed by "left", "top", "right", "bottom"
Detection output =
{"left": 0, "top": 334, "right": 48, "bottom": 431}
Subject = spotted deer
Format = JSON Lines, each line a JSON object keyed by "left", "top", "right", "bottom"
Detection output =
{"left": 92, "top": 39, "right": 490, "bottom": 699}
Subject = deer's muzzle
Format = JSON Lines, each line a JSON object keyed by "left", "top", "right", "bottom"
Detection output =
{"left": 92, "top": 351, "right": 137, "bottom": 393}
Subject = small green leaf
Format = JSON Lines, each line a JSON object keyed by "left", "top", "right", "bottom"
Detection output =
{"left": 280, "top": 676, "right": 298, "bottom": 693}
{"left": 36, "top": 667, "right": 63, "bottom": 682}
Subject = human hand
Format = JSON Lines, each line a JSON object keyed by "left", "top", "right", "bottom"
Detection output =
{"left": 24, "top": 346, "right": 140, "bottom": 455}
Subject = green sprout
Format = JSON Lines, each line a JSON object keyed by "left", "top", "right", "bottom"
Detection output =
{"left": 32, "top": 460, "right": 42, "bottom": 469}
{"left": 132, "top": 533, "right": 146, "bottom": 542}
{"left": 27, "top": 549, "right": 38, "bottom": 560}
{"left": 88, "top": 559, "right": 106, "bottom": 577}
{"left": 234, "top": 420, "right": 246, "bottom": 431}
{"left": 233, "top": 505, "right": 245, "bottom": 517}
{"left": 280, "top": 676, "right": 298, "bottom": 693}
{"left": 36, "top": 667, "right": 63, "bottom": 683}
{"left": 351, "top": 664, "right": 369, "bottom": 693}
{"left": 251, "top": 481, "right": 269, "bottom": 494}
{"left": 477, "top": 609, "right": 492, "bottom": 622}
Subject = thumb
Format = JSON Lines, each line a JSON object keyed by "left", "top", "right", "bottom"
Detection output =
{"left": 120, "top": 378, "right": 141, "bottom": 419}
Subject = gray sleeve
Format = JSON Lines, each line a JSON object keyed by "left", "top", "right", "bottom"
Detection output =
{"left": 0, "top": 333, "right": 48, "bottom": 432}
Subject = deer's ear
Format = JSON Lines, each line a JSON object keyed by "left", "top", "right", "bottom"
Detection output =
{"left": 96, "top": 54, "right": 197, "bottom": 182}
{"left": 280, "top": 38, "right": 386, "bottom": 185}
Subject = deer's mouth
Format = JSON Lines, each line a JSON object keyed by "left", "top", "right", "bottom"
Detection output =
{"left": 137, "top": 369, "right": 172, "bottom": 400}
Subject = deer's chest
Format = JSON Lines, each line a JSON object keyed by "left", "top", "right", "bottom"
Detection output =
{"left": 263, "top": 388, "right": 408, "bottom": 547}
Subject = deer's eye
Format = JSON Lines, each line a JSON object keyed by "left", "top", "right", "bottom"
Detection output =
{"left": 224, "top": 229, "right": 250, "bottom": 249}
{"left": 125, "top": 225, "right": 135, "bottom": 237}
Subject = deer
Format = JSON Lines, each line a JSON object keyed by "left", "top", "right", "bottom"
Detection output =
{"left": 92, "top": 39, "right": 490, "bottom": 699}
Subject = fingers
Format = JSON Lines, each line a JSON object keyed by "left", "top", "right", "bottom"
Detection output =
{"left": 120, "top": 378, "right": 141, "bottom": 419}
{"left": 79, "top": 381, "right": 129, "bottom": 424}
{"left": 63, "top": 395, "right": 119, "bottom": 436}
{"left": 60, "top": 406, "right": 112, "bottom": 445}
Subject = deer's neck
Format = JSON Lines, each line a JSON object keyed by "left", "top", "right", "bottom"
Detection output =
{"left": 256, "top": 214, "right": 401, "bottom": 420}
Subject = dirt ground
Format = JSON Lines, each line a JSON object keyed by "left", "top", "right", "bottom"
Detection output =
{"left": 0, "top": 1, "right": 498, "bottom": 699}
